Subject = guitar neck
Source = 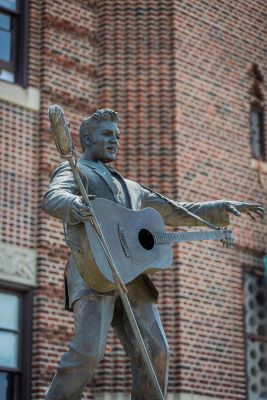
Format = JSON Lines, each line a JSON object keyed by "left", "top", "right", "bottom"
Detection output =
{"left": 153, "top": 229, "right": 233, "bottom": 245}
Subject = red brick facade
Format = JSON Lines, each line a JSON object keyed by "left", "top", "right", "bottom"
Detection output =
{"left": 0, "top": 1, "right": 266, "bottom": 399}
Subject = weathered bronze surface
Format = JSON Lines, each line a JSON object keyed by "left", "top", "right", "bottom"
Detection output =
{"left": 69, "top": 197, "right": 234, "bottom": 292}
{"left": 43, "top": 107, "right": 263, "bottom": 399}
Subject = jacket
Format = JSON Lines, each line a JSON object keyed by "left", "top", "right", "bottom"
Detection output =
{"left": 43, "top": 156, "right": 230, "bottom": 309}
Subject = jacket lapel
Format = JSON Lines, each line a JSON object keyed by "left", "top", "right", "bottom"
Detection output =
{"left": 78, "top": 158, "right": 118, "bottom": 200}
{"left": 110, "top": 169, "right": 133, "bottom": 209}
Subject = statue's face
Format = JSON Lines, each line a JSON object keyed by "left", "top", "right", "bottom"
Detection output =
{"left": 86, "top": 120, "right": 120, "bottom": 163}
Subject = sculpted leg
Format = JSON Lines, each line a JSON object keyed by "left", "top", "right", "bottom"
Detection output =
{"left": 112, "top": 277, "right": 170, "bottom": 400}
{"left": 45, "top": 295, "right": 115, "bottom": 400}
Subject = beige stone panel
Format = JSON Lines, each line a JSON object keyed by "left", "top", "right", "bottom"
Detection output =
{"left": 0, "top": 81, "right": 40, "bottom": 111}
{"left": 94, "top": 393, "right": 219, "bottom": 400}
{"left": 0, "top": 242, "right": 37, "bottom": 286}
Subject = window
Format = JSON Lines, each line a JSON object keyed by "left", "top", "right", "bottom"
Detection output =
{"left": 0, "top": 0, "right": 29, "bottom": 86}
{"left": 0, "top": 285, "right": 32, "bottom": 400}
{"left": 250, "top": 104, "right": 265, "bottom": 160}
{"left": 244, "top": 273, "right": 267, "bottom": 400}
{"left": 247, "top": 63, "right": 265, "bottom": 161}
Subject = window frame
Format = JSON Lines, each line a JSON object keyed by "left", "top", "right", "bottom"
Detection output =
{"left": 0, "top": 0, "right": 29, "bottom": 87}
{"left": 250, "top": 102, "right": 265, "bottom": 161}
{"left": 0, "top": 281, "right": 33, "bottom": 400}
{"left": 243, "top": 270, "right": 267, "bottom": 400}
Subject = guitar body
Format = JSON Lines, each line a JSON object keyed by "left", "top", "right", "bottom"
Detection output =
{"left": 67, "top": 198, "right": 173, "bottom": 292}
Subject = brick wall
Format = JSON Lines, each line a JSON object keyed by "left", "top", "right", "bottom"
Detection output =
{"left": 94, "top": 1, "right": 177, "bottom": 397}
{"left": 93, "top": 1, "right": 266, "bottom": 399}
{"left": 0, "top": 100, "right": 39, "bottom": 248}
{"left": 172, "top": 1, "right": 266, "bottom": 398}
{"left": 36, "top": 0, "right": 266, "bottom": 399}
{"left": 32, "top": 1, "right": 98, "bottom": 398}
{"left": 0, "top": 0, "right": 266, "bottom": 399}
{"left": 0, "top": 0, "right": 42, "bottom": 251}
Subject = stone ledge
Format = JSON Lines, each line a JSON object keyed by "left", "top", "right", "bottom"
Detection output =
{"left": 173, "top": 394, "right": 221, "bottom": 400}
{"left": 0, "top": 242, "right": 37, "bottom": 287}
{"left": 94, "top": 393, "right": 219, "bottom": 400}
{"left": 0, "top": 80, "right": 40, "bottom": 111}
{"left": 251, "top": 159, "right": 267, "bottom": 174}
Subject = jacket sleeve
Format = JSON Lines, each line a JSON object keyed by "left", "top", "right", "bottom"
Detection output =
{"left": 140, "top": 187, "right": 229, "bottom": 227}
{"left": 42, "top": 162, "right": 80, "bottom": 224}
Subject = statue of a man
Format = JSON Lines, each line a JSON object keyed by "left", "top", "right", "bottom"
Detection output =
{"left": 43, "top": 109, "right": 263, "bottom": 400}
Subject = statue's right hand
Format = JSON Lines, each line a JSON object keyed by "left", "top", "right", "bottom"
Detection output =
{"left": 70, "top": 196, "right": 95, "bottom": 222}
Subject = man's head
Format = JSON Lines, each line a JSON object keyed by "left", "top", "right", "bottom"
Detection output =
{"left": 79, "top": 109, "right": 120, "bottom": 163}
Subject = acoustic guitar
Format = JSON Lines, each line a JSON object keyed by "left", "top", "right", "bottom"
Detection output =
{"left": 67, "top": 198, "right": 234, "bottom": 292}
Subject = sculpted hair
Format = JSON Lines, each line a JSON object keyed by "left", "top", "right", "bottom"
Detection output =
{"left": 79, "top": 109, "right": 118, "bottom": 151}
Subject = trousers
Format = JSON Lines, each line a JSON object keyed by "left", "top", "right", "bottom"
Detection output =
{"left": 45, "top": 277, "right": 170, "bottom": 400}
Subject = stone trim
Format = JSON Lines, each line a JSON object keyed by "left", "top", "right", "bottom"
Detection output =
{"left": 94, "top": 395, "right": 130, "bottom": 400}
{"left": 94, "top": 394, "right": 219, "bottom": 400}
{"left": 0, "top": 242, "right": 37, "bottom": 287}
{"left": 251, "top": 158, "right": 267, "bottom": 174}
{"left": 0, "top": 80, "right": 40, "bottom": 111}
{"left": 172, "top": 394, "right": 220, "bottom": 400}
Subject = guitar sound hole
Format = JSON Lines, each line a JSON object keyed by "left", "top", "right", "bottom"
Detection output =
{"left": 138, "top": 229, "right": 155, "bottom": 250}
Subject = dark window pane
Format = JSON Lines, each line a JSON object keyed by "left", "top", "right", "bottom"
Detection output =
{"left": 0, "top": 0, "right": 17, "bottom": 11}
{"left": 251, "top": 105, "right": 264, "bottom": 159}
{"left": 0, "top": 372, "right": 16, "bottom": 400}
{"left": 0, "top": 13, "right": 11, "bottom": 30}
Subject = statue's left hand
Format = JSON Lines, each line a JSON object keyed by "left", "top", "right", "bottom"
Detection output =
{"left": 223, "top": 201, "right": 264, "bottom": 220}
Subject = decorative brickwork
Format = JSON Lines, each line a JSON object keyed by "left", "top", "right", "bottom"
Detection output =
{"left": 244, "top": 272, "right": 267, "bottom": 400}
{"left": 28, "top": 0, "right": 42, "bottom": 88}
{"left": 0, "top": 100, "right": 39, "bottom": 248}
{"left": 94, "top": 1, "right": 266, "bottom": 399}
{"left": 94, "top": 2, "right": 178, "bottom": 398}
{"left": 0, "top": 1, "right": 266, "bottom": 399}
{"left": 171, "top": 2, "right": 266, "bottom": 398}
{"left": 32, "top": 1, "right": 99, "bottom": 399}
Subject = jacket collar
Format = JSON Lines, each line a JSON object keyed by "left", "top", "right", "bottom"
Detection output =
{"left": 78, "top": 156, "right": 132, "bottom": 208}
{"left": 79, "top": 157, "right": 118, "bottom": 198}
{"left": 79, "top": 156, "right": 115, "bottom": 172}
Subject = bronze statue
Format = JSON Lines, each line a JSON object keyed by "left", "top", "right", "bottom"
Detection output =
{"left": 43, "top": 106, "right": 263, "bottom": 400}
